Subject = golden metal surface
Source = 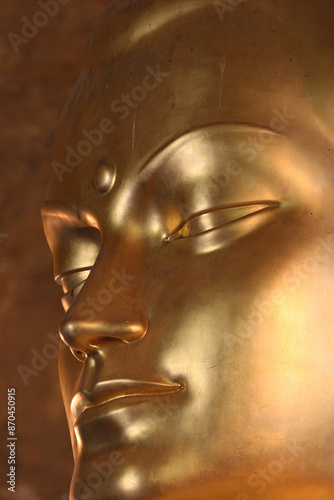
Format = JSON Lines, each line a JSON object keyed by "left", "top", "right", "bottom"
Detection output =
{"left": 42, "top": 1, "right": 334, "bottom": 498}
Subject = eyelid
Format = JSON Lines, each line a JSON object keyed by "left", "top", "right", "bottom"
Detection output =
{"left": 165, "top": 201, "right": 280, "bottom": 243}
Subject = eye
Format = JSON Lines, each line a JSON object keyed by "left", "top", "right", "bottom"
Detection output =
{"left": 165, "top": 201, "right": 280, "bottom": 243}
{"left": 60, "top": 267, "right": 92, "bottom": 312}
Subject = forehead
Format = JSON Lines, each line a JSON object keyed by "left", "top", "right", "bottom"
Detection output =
{"left": 45, "top": 0, "right": 334, "bottom": 209}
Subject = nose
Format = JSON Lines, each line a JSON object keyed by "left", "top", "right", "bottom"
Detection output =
{"left": 59, "top": 269, "right": 149, "bottom": 354}
{"left": 60, "top": 311, "right": 148, "bottom": 353}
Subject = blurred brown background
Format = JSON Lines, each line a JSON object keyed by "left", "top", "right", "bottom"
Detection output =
{"left": 0, "top": 2, "right": 110, "bottom": 498}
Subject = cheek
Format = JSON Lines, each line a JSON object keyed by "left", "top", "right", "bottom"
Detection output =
{"left": 144, "top": 250, "right": 249, "bottom": 386}
{"left": 232, "top": 259, "right": 334, "bottom": 437}
{"left": 147, "top": 273, "right": 238, "bottom": 412}
{"left": 149, "top": 242, "right": 334, "bottom": 439}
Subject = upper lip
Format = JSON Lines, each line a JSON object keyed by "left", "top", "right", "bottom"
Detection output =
{"left": 71, "top": 379, "right": 184, "bottom": 422}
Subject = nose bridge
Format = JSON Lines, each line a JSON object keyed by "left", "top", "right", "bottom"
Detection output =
{"left": 60, "top": 243, "right": 148, "bottom": 352}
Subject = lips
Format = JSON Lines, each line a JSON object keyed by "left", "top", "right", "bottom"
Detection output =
{"left": 71, "top": 379, "right": 184, "bottom": 422}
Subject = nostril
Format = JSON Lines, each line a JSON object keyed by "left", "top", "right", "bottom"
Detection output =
{"left": 59, "top": 311, "right": 149, "bottom": 350}
{"left": 89, "top": 336, "right": 125, "bottom": 348}
{"left": 70, "top": 348, "right": 86, "bottom": 362}
{"left": 89, "top": 319, "right": 148, "bottom": 346}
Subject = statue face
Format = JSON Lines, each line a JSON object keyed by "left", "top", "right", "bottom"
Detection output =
{"left": 42, "top": 1, "right": 334, "bottom": 498}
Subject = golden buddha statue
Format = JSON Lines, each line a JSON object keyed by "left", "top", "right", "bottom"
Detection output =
{"left": 42, "top": 0, "right": 334, "bottom": 498}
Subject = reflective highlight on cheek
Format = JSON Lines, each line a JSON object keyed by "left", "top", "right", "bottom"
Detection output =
{"left": 117, "top": 467, "right": 142, "bottom": 495}
{"left": 93, "top": 157, "right": 117, "bottom": 195}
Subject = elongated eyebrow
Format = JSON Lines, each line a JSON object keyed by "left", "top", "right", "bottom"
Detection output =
{"left": 139, "top": 122, "right": 281, "bottom": 174}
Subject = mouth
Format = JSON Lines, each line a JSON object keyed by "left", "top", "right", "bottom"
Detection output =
{"left": 71, "top": 379, "right": 184, "bottom": 424}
